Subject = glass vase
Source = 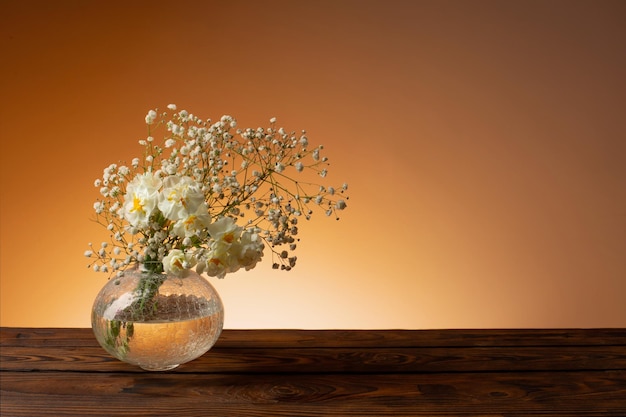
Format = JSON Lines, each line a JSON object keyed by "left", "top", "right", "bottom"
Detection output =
{"left": 91, "top": 267, "right": 224, "bottom": 371}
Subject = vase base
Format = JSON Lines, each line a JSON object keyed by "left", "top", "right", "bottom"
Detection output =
{"left": 140, "top": 364, "right": 180, "bottom": 371}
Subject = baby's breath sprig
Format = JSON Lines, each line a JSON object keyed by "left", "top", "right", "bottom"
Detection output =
{"left": 86, "top": 105, "right": 348, "bottom": 278}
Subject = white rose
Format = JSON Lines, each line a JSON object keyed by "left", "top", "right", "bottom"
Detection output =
{"left": 206, "top": 217, "right": 240, "bottom": 247}
{"left": 162, "top": 249, "right": 196, "bottom": 277}
{"left": 235, "top": 230, "right": 264, "bottom": 271}
{"left": 172, "top": 203, "right": 212, "bottom": 238}
{"left": 158, "top": 176, "right": 205, "bottom": 221}
{"left": 122, "top": 173, "right": 162, "bottom": 228}
{"left": 199, "top": 219, "right": 264, "bottom": 278}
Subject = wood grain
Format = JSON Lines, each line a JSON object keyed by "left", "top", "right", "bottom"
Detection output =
{"left": 2, "top": 328, "right": 625, "bottom": 416}
{"left": 2, "top": 371, "right": 625, "bottom": 416}
{"left": 2, "top": 345, "right": 626, "bottom": 373}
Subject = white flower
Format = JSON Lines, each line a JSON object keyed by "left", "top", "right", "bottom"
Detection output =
{"left": 158, "top": 175, "right": 205, "bottom": 221}
{"left": 235, "top": 229, "right": 264, "bottom": 271}
{"left": 93, "top": 202, "right": 104, "bottom": 214}
{"left": 172, "top": 203, "right": 212, "bottom": 238}
{"left": 122, "top": 172, "right": 162, "bottom": 228}
{"left": 197, "top": 218, "right": 265, "bottom": 278}
{"left": 145, "top": 109, "right": 157, "bottom": 124}
{"left": 167, "top": 104, "right": 177, "bottom": 110}
{"left": 207, "top": 217, "right": 240, "bottom": 249}
{"left": 199, "top": 217, "right": 242, "bottom": 278}
{"left": 162, "top": 249, "right": 196, "bottom": 277}
{"left": 198, "top": 256, "right": 229, "bottom": 279}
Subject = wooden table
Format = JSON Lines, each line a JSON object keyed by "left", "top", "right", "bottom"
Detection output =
{"left": 1, "top": 328, "right": 625, "bottom": 416}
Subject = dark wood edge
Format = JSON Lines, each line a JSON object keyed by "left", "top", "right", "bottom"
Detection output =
{"left": 2, "top": 327, "right": 626, "bottom": 348}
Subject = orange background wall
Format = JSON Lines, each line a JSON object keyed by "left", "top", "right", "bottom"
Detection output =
{"left": 1, "top": 0, "right": 624, "bottom": 329}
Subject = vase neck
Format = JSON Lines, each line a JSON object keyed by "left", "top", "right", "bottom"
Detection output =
{"left": 135, "top": 262, "right": 164, "bottom": 274}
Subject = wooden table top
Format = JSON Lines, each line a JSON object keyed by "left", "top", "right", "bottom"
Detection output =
{"left": 1, "top": 327, "right": 625, "bottom": 416}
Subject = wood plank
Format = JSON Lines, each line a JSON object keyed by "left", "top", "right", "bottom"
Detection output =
{"left": 3, "top": 327, "right": 626, "bottom": 348}
{"left": 3, "top": 328, "right": 625, "bottom": 416}
{"left": 2, "top": 371, "right": 625, "bottom": 416}
{"left": 2, "top": 344, "right": 626, "bottom": 373}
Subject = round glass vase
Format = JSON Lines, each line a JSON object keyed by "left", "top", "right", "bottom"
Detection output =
{"left": 91, "top": 267, "right": 224, "bottom": 371}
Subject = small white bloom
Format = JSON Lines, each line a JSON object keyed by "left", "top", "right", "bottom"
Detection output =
{"left": 145, "top": 109, "right": 157, "bottom": 125}
{"left": 167, "top": 104, "right": 177, "bottom": 110}
{"left": 93, "top": 202, "right": 104, "bottom": 214}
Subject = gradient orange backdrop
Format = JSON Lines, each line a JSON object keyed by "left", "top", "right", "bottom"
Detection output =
{"left": 1, "top": 0, "right": 625, "bottom": 329}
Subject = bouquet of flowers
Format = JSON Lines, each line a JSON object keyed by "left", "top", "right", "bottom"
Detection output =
{"left": 85, "top": 105, "right": 348, "bottom": 281}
